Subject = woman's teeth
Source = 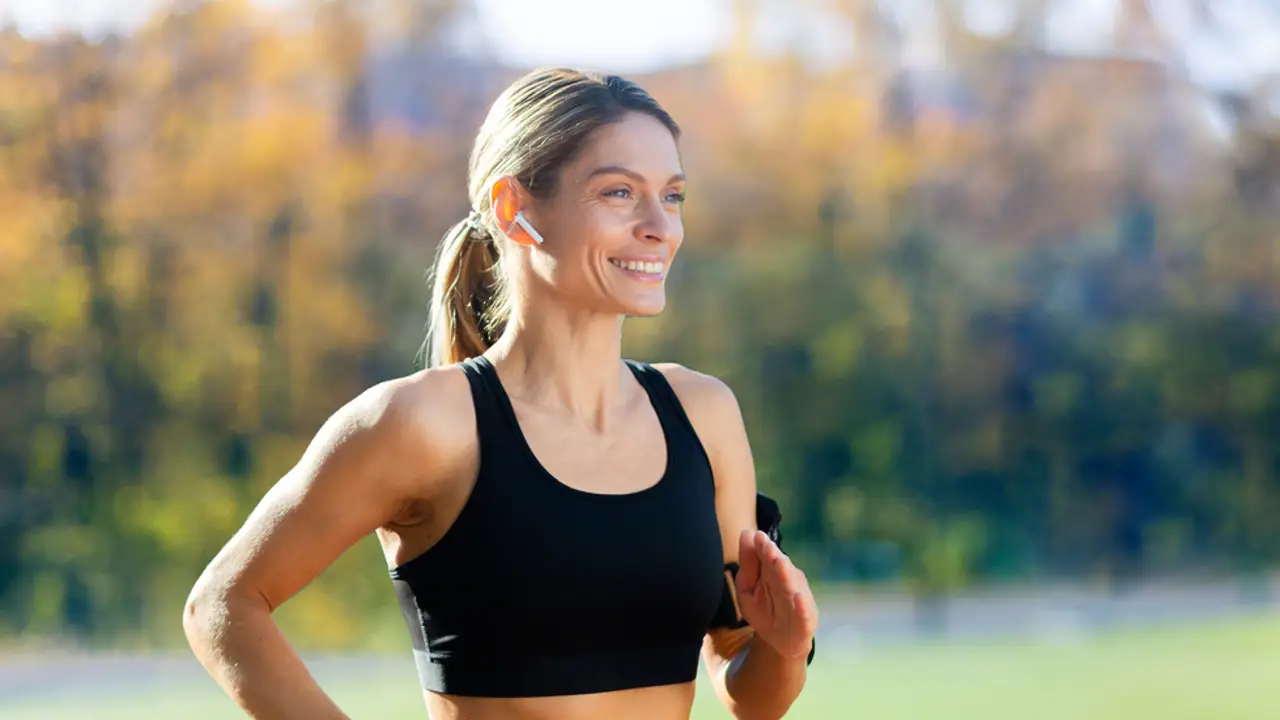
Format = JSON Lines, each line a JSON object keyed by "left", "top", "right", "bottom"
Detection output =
{"left": 610, "top": 259, "right": 664, "bottom": 274}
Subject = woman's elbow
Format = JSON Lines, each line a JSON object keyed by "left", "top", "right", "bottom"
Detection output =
{"left": 182, "top": 581, "right": 222, "bottom": 650}
{"left": 182, "top": 574, "right": 252, "bottom": 651}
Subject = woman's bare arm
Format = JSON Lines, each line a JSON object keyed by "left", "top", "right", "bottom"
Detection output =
{"left": 659, "top": 365, "right": 815, "bottom": 720}
{"left": 182, "top": 370, "right": 467, "bottom": 719}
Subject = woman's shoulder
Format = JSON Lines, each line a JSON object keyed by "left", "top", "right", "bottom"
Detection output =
{"left": 646, "top": 363, "right": 754, "bottom": 497}
{"left": 646, "top": 362, "right": 745, "bottom": 431}
{"left": 246, "top": 366, "right": 477, "bottom": 544}
{"left": 327, "top": 365, "right": 478, "bottom": 478}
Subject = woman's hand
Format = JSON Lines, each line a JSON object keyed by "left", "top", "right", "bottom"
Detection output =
{"left": 734, "top": 529, "right": 819, "bottom": 660}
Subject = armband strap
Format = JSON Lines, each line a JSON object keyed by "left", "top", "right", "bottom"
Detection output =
{"left": 708, "top": 493, "right": 816, "bottom": 665}
{"left": 709, "top": 561, "right": 750, "bottom": 630}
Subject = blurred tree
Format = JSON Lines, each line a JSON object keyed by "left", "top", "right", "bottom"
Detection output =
{"left": 2, "top": 0, "right": 1279, "bottom": 649}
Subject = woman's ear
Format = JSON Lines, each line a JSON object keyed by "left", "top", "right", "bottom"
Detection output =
{"left": 490, "top": 176, "right": 541, "bottom": 247}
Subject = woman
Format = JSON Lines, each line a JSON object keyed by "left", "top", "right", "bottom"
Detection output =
{"left": 183, "top": 67, "right": 818, "bottom": 720}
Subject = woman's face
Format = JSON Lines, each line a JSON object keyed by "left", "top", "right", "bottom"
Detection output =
{"left": 517, "top": 111, "right": 686, "bottom": 317}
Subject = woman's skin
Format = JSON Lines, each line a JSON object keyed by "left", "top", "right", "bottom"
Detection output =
{"left": 183, "top": 111, "right": 819, "bottom": 720}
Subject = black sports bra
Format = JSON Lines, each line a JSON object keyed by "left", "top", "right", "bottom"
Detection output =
{"left": 389, "top": 356, "right": 806, "bottom": 698}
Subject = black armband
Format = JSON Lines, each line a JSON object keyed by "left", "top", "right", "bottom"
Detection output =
{"left": 709, "top": 492, "right": 816, "bottom": 666}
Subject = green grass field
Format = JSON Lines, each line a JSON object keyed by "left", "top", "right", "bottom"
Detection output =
{"left": 5, "top": 615, "right": 1279, "bottom": 719}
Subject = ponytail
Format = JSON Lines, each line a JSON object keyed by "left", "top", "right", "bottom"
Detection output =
{"left": 420, "top": 215, "right": 508, "bottom": 369}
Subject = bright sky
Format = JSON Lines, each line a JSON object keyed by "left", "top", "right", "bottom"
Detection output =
{"left": 4, "top": 0, "right": 1277, "bottom": 87}
{"left": 3, "top": 0, "right": 731, "bottom": 72}
{"left": 470, "top": 0, "right": 729, "bottom": 72}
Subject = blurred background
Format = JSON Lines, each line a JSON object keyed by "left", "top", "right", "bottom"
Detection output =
{"left": 2, "top": 0, "right": 1279, "bottom": 718}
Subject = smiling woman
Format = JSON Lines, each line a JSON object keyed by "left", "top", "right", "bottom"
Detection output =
{"left": 425, "top": 76, "right": 691, "bottom": 363}
{"left": 182, "top": 68, "right": 817, "bottom": 720}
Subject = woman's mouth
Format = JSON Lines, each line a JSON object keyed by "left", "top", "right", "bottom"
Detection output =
{"left": 609, "top": 258, "right": 665, "bottom": 281}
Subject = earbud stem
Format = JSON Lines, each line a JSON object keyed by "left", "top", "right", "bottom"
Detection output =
{"left": 511, "top": 211, "right": 544, "bottom": 245}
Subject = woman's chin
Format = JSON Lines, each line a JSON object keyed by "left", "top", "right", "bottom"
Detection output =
{"left": 617, "top": 295, "right": 666, "bottom": 318}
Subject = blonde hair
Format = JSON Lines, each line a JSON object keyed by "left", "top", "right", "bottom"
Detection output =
{"left": 418, "top": 68, "right": 680, "bottom": 368}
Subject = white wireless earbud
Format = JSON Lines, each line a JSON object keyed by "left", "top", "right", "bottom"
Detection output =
{"left": 510, "top": 210, "right": 544, "bottom": 245}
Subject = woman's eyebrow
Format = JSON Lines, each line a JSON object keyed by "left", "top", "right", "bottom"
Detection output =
{"left": 585, "top": 165, "right": 686, "bottom": 185}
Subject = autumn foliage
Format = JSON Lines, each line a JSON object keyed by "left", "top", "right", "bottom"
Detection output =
{"left": 1, "top": 0, "right": 1278, "bottom": 648}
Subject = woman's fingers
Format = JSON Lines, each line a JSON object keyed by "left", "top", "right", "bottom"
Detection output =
{"left": 791, "top": 571, "right": 819, "bottom": 635}
{"left": 758, "top": 533, "right": 806, "bottom": 606}
{"left": 742, "top": 531, "right": 818, "bottom": 632}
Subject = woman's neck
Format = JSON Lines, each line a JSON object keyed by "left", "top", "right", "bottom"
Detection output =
{"left": 485, "top": 301, "right": 630, "bottom": 431}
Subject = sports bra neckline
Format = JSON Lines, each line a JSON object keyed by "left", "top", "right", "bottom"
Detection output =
{"left": 469, "top": 354, "right": 675, "bottom": 502}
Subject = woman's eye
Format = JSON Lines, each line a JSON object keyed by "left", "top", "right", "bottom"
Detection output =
{"left": 601, "top": 187, "right": 684, "bottom": 204}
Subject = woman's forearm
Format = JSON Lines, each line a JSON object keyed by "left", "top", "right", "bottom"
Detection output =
{"left": 183, "top": 591, "right": 349, "bottom": 720}
{"left": 722, "top": 634, "right": 808, "bottom": 720}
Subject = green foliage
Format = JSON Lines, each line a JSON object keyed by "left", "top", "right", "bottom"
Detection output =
{"left": 1, "top": 0, "right": 1279, "bottom": 650}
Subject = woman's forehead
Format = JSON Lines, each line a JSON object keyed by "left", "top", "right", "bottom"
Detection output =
{"left": 569, "top": 113, "right": 683, "bottom": 180}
